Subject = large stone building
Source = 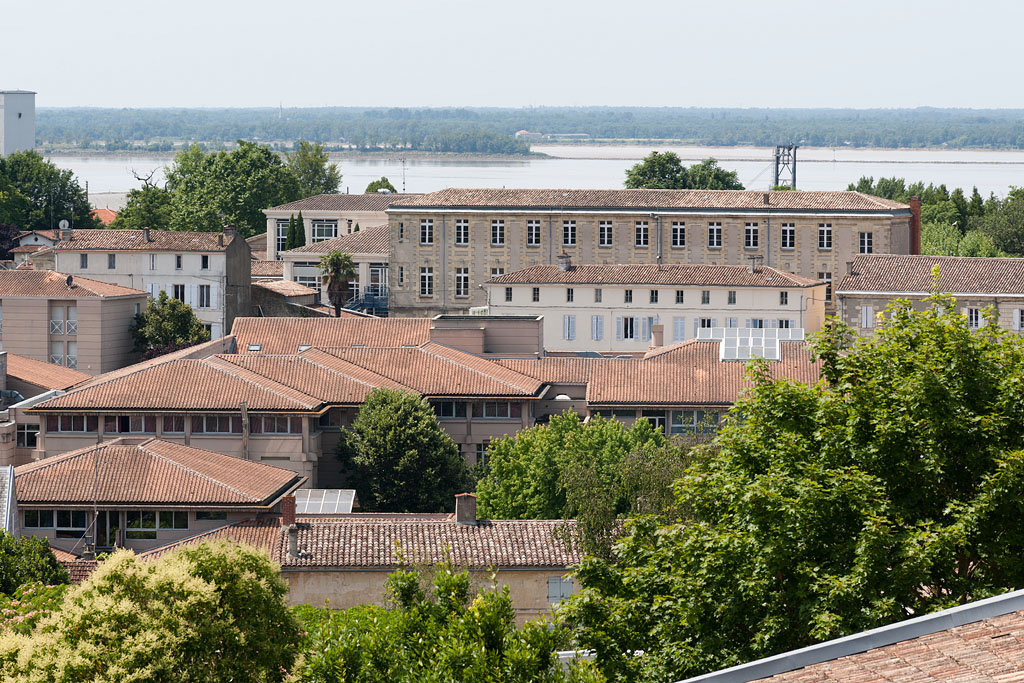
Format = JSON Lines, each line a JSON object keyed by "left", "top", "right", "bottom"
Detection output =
{"left": 385, "top": 188, "right": 918, "bottom": 317}
{"left": 0, "top": 90, "right": 35, "bottom": 157}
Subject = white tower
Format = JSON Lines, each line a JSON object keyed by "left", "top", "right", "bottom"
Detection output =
{"left": 0, "top": 90, "right": 36, "bottom": 157}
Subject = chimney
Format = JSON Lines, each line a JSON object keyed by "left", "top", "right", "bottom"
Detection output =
{"left": 556, "top": 252, "right": 572, "bottom": 272}
{"left": 762, "top": 192, "right": 770, "bottom": 205}
{"left": 217, "top": 234, "right": 224, "bottom": 247}
{"left": 455, "top": 492, "right": 477, "bottom": 525}
{"left": 650, "top": 324, "right": 664, "bottom": 349}
{"left": 223, "top": 224, "right": 236, "bottom": 237}
{"left": 281, "top": 494, "right": 296, "bottom": 526}
{"left": 60, "top": 225, "right": 72, "bottom": 242}
{"left": 846, "top": 261, "right": 855, "bottom": 275}
{"left": 909, "top": 196, "right": 922, "bottom": 255}
{"left": 143, "top": 228, "right": 151, "bottom": 242}
{"left": 287, "top": 525, "right": 299, "bottom": 558}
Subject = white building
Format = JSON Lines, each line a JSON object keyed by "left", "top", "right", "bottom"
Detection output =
{"left": 43, "top": 227, "right": 251, "bottom": 339}
{"left": 485, "top": 260, "right": 826, "bottom": 353}
{"left": 0, "top": 90, "right": 35, "bottom": 157}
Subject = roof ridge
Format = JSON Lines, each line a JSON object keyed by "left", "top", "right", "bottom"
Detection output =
{"left": 45, "top": 356, "right": 197, "bottom": 401}
{"left": 137, "top": 441, "right": 261, "bottom": 503}
{"left": 298, "top": 352, "right": 409, "bottom": 391}
{"left": 418, "top": 343, "right": 537, "bottom": 393}
{"left": 202, "top": 357, "right": 319, "bottom": 408}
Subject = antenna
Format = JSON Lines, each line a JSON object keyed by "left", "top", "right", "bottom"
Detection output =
{"left": 66, "top": 274, "right": 73, "bottom": 289}
{"left": 773, "top": 144, "right": 798, "bottom": 189}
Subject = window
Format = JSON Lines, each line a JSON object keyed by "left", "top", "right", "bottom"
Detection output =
{"left": 641, "top": 409, "right": 666, "bottom": 433}
{"left": 778, "top": 319, "right": 793, "bottom": 328}
{"left": 649, "top": 290, "right": 659, "bottom": 304}
{"left": 276, "top": 218, "right": 289, "bottom": 254}
{"left": 434, "top": 401, "right": 467, "bottom": 419}
{"left": 701, "top": 290, "right": 710, "bottom": 305}
{"left": 699, "top": 317, "right": 714, "bottom": 329}
{"left": 671, "top": 221, "right": 685, "bottom": 248}
{"left": 473, "top": 402, "right": 522, "bottom": 419}
{"left": 780, "top": 291, "right": 789, "bottom": 306}
{"left": 818, "top": 224, "right": 833, "bottom": 250}
{"left": 490, "top": 267, "right": 504, "bottom": 278}
{"left": 591, "top": 315, "right": 604, "bottom": 340}
{"left": 818, "top": 271, "right": 832, "bottom": 302}
{"left": 107, "top": 253, "right": 116, "bottom": 269}
{"left": 196, "top": 511, "right": 228, "bottom": 522}
{"left": 312, "top": 220, "right": 338, "bottom": 242}
{"left": 420, "top": 219, "right": 434, "bottom": 245}
{"left": 104, "top": 415, "right": 157, "bottom": 434}
{"left": 708, "top": 222, "right": 722, "bottom": 248}
{"left": 126, "top": 511, "right": 157, "bottom": 539}
{"left": 531, "top": 287, "right": 540, "bottom": 302}
{"left": 670, "top": 410, "right": 719, "bottom": 435}
{"left": 781, "top": 223, "right": 795, "bottom": 249}
{"left": 967, "top": 307, "right": 982, "bottom": 329}
{"left": 198, "top": 285, "right": 211, "bottom": 308}
{"left": 727, "top": 290, "right": 736, "bottom": 305}
{"left": 66, "top": 341, "right": 77, "bottom": 369}
{"left": 634, "top": 221, "right": 649, "bottom": 247}
{"left": 620, "top": 316, "right": 636, "bottom": 340}
{"left": 527, "top": 220, "right": 541, "bottom": 246}
{"left": 419, "top": 267, "right": 434, "bottom": 296}
{"left": 562, "top": 220, "right": 576, "bottom": 246}
{"left": 172, "top": 284, "right": 185, "bottom": 302}
{"left": 399, "top": 222, "right": 404, "bottom": 240}
{"left": 599, "top": 221, "right": 613, "bottom": 247}
{"left": 398, "top": 266, "right": 405, "bottom": 287}
{"left": 726, "top": 317, "right": 738, "bottom": 328}
{"left": 566, "top": 288, "right": 574, "bottom": 303}
{"left": 251, "top": 415, "right": 302, "bottom": 434}
{"left": 672, "top": 316, "right": 686, "bottom": 341}
{"left": 59, "top": 512, "right": 89, "bottom": 541}
{"left": 744, "top": 222, "right": 759, "bottom": 248}
{"left": 247, "top": 344, "right": 262, "bottom": 352}
{"left": 49, "top": 306, "right": 64, "bottom": 335}
{"left": 201, "top": 254, "right": 210, "bottom": 270}
{"left": 163, "top": 416, "right": 185, "bottom": 433}
{"left": 476, "top": 443, "right": 489, "bottom": 468}
{"left": 455, "top": 268, "right": 469, "bottom": 298}
{"left": 159, "top": 511, "right": 189, "bottom": 530}
{"left": 675, "top": 290, "right": 684, "bottom": 304}
{"left": 79, "top": 253, "right": 88, "bottom": 269}
{"left": 150, "top": 253, "right": 156, "bottom": 270}
{"left": 175, "top": 254, "right": 183, "bottom": 270}
{"left": 859, "top": 232, "right": 874, "bottom": 254}
{"left": 860, "top": 305, "right": 875, "bottom": 329}
{"left": 563, "top": 315, "right": 576, "bottom": 340}
{"left": 16, "top": 424, "right": 39, "bottom": 448}
{"left": 624, "top": 289, "right": 633, "bottom": 304}
{"left": 191, "top": 415, "right": 243, "bottom": 434}
{"left": 594, "top": 288, "right": 602, "bottom": 303}
{"left": 505, "top": 287, "right": 512, "bottom": 302}
{"left": 490, "top": 219, "right": 505, "bottom": 246}
{"left": 548, "top": 576, "right": 574, "bottom": 604}
{"left": 24, "top": 510, "right": 54, "bottom": 528}
{"left": 455, "top": 219, "right": 469, "bottom": 246}
{"left": 50, "top": 340, "right": 63, "bottom": 366}
{"left": 747, "top": 318, "right": 765, "bottom": 328}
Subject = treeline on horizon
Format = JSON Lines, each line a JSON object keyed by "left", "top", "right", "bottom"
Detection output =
{"left": 35, "top": 106, "right": 1024, "bottom": 153}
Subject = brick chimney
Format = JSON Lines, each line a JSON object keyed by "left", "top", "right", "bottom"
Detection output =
{"left": 143, "top": 228, "right": 151, "bottom": 242}
{"left": 281, "top": 494, "right": 296, "bottom": 526}
{"left": 650, "top": 323, "right": 664, "bottom": 349}
{"left": 455, "top": 492, "right": 477, "bottom": 525}
{"left": 909, "top": 196, "right": 922, "bottom": 255}
{"left": 556, "top": 252, "right": 572, "bottom": 272}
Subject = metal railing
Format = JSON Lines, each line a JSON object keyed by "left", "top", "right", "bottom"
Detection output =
{"left": 49, "top": 320, "right": 64, "bottom": 335}
{"left": 50, "top": 354, "right": 64, "bottom": 366}
{"left": 66, "top": 320, "right": 77, "bottom": 335}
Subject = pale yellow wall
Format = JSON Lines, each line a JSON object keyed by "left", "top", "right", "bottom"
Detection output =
{"left": 265, "top": 210, "right": 391, "bottom": 261}
{"left": 838, "top": 292, "right": 1024, "bottom": 337}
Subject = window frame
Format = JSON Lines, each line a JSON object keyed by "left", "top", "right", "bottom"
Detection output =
{"left": 311, "top": 219, "right": 338, "bottom": 242}
{"left": 744, "top": 222, "right": 759, "bottom": 249}
{"left": 455, "top": 268, "right": 470, "bottom": 298}
{"left": 598, "top": 220, "right": 613, "bottom": 247}
{"left": 454, "top": 218, "right": 470, "bottom": 246}
{"left": 671, "top": 221, "right": 685, "bottom": 248}
{"left": 859, "top": 231, "right": 873, "bottom": 254}
{"left": 419, "top": 267, "right": 434, "bottom": 297}
{"left": 781, "top": 223, "right": 796, "bottom": 250}
{"left": 420, "top": 219, "right": 434, "bottom": 245}
{"left": 490, "top": 219, "right": 505, "bottom": 246}
{"left": 562, "top": 220, "right": 577, "bottom": 247}
{"left": 526, "top": 219, "right": 542, "bottom": 247}
{"left": 634, "top": 221, "right": 649, "bottom": 247}
{"left": 708, "top": 222, "right": 722, "bottom": 248}
{"left": 818, "top": 223, "right": 833, "bottom": 250}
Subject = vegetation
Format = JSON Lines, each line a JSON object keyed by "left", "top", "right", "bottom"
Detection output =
{"left": 624, "top": 152, "right": 743, "bottom": 190}
{"left": 293, "top": 565, "right": 601, "bottom": 682}
{"left": 318, "top": 250, "right": 356, "bottom": 316}
{"left": 130, "top": 290, "right": 210, "bottom": 359}
{"left": 365, "top": 176, "right": 397, "bottom": 193}
{"left": 0, "top": 583, "right": 68, "bottom": 636}
{"left": 0, "top": 150, "right": 99, "bottom": 231}
{"left": 0, "top": 542, "right": 300, "bottom": 682}
{"left": 286, "top": 140, "right": 342, "bottom": 197}
{"left": 285, "top": 212, "right": 307, "bottom": 251}
{"left": 0, "top": 533, "right": 69, "bottom": 596}
{"left": 561, "top": 290, "right": 1024, "bottom": 682}
{"left": 337, "top": 388, "right": 472, "bottom": 512}
{"left": 108, "top": 173, "right": 173, "bottom": 231}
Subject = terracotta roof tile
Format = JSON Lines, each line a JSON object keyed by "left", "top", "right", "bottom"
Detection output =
{"left": 5, "top": 353, "right": 91, "bottom": 391}
{"left": 285, "top": 225, "right": 390, "bottom": 255}
{"left": 230, "top": 317, "right": 431, "bottom": 354}
{"left": 17, "top": 230, "right": 58, "bottom": 241}
{"left": 390, "top": 189, "right": 909, "bottom": 213}
{"left": 50, "top": 229, "right": 237, "bottom": 252}
{"left": 838, "top": 254, "right": 1024, "bottom": 295}
{"left": 491, "top": 264, "right": 822, "bottom": 288}
{"left": 252, "top": 279, "right": 316, "bottom": 297}
{"left": 69, "top": 336, "right": 237, "bottom": 392}
{"left": 251, "top": 260, "right": 284, "bottom": 277}
{"left": 267, "top": 193, "right": 420, "bottom": 213}
{"left": 63, "top": 559, "right": 100, "bottom": 584}
{"left": 90, "top": 208, "right": 118, "bottom": 226}
{"left": 15, "top": 437, "right": 305, "bottom": 506}
{"left": 0, "top": 270, "right": 146, "bottom": 298}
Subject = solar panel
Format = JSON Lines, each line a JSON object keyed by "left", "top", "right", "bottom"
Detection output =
{"left": 294, "top": 489, "right": 356, "bottom": 515}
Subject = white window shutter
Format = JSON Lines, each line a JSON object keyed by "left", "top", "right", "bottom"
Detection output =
{"left": 616, "top": 317, "right": 623, "bottom": 341}
{"left": 598, "top": 316, "right": 604, "bottom": 340}
{"left": 673, "top": 317, "right": 685, "bottom": 342}
{"left": 1014, "top": 309, "right": 1021, "bottom": 331}
{"left": 744, "top": 318, "right": 751, "bottom": 328}
{"left": 210, "top": 323, "right": 220, "bottom": 339}
{"left": 693, "top": 319, "right": 699, "bottom": 337}
{"left": 563, "top": 315, "right": 570, "bottom": 340}
{"left": 769, "top": 319, "right": 779, "bottom": 328}
{"left": 186, "top": 285, "right": 195, "bottom": 306}
{"left": 634, "top": 317, "right": 642, "bottom": 340}
{"left": 712, "top": 318, "right": 718, "bottom": 328}
{"left": 210, "top": 283, "right": 219, "bottom": 309}
{"left": 641, "top": 317, "right": 651, "bottom": 341}
{"left": 569, "top": 315, "right": 576, "bottom": 340}
{"left": 148, "top": 283, "right": 157, "bottom": 298}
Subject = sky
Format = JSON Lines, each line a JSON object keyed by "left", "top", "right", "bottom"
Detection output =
{"left": 4, "top": 0, "right": 1023, "bottom": 109}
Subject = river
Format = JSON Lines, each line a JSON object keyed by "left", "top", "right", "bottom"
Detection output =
{"left": 53, "top": 145, "right": 1024, "bottom": 209}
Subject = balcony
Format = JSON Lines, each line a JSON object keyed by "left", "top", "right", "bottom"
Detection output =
{"left": 344, "top": 286, "right": 389, "bottom": 316}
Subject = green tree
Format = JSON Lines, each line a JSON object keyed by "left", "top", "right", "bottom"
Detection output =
{"left": 294, "top": 211, "right": 306, "bottom": 248}
{"left": 562, "top": 290, "right": 1024, "bottom": 682}
{"left": 365, "top": 176, "right": 397, "bottom": 194}
{"left": 0, "top": 150, "right": 100, "bottom": 231}
{"left": 287, "top": 140, "right": 342, "bottom": 197}
{"left": 973, "top": 191, "right": 1024, "bottom": 255}
{"left": 130, "top": 290, "right": 211, "bottom": 359}
{"left": 109, "top": 184, "right": 173, "bottom": 231}
{"left": 0, "top": 532, "right": 69, "bottom": 595}
{"left": 293, "top": 565, "right": 602, "bottom": 683}
{"left": 684, "top": 158, "right": 744, "bottom": 190}
{"left": 338, "top": 388, "right": 472, "bottom": 512}
{"left": 0, "top": 542, "right": 300, "bottom": 682}
{"left": 625, "top": 152, "right": 743, "bottom": 190}
{"left": 319, "top": 249, "right": 356, "bottom": 317}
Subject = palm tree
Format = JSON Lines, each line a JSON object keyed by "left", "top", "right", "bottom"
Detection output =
{"left": 319, "top": 251, "right": 357, "bottom": 317}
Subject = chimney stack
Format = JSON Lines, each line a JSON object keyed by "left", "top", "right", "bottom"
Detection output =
{"left": 281, "top": 494, "right": 296, "bottom": 526}
{"left": 59, "top": 225, "right": 72, "bottom": 242}
{"left": 763, "top": 192, "right": 770, "bottom": 205}
{"left": 650, "top": 323, "right": 664, "bottom": 349}
{"left": 847, "top": 261, "right": 855, "bottom": 275}
{"left": 909, "top": 196, "right": 922, "bottom": 255}
{"left": 223, "top": 224, "right": 236, "bottom": 237}
{"left": 143, "top": 228, "right": 151, "bottom": 242}
{"left": 455, "top": 492, "right": 477, "bottom": 525}
{"left": 287, "top": 525, "right": 299, "bottom": 558}
{"left": 217, "top": 234, "right": 224, "bottom": 247}
{"left": 556, "top": 252, "right": 572, "bottom": 272}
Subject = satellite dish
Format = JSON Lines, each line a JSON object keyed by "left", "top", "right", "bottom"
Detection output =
{"left": 66, "top": 275, "right": 73, "bottom": 288}
{"left": 58, "top": 219, "right": 69, "bottom": 230}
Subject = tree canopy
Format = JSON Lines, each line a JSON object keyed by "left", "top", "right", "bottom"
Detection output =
{"left": 109, "top": 183, "right": 173, "bottom": 231}
{"left": 130, "top": 290, "right": 210, "bottom": 359}
{"left": 337, "top": 388, "right": 472, "bottom": 512}
{"left": 286, "top": 140, "right": 342, "bottom": 197}
{"left": 0, "top": 532, "right": 69, "bottom": 596}
{"left": 365, "top": 176, "right": 397, "bottom": 194}
{"left": 319, "top": 250, "right": 356, "bottom": 317}
{"left": 624, "top": 152, "right": 743, "bottom": 190}
{"left": 561, "top": 290, "right": 1024, "bottom": 682}
{"left": 0, "top": 150, "right": 99, "bottom": 231}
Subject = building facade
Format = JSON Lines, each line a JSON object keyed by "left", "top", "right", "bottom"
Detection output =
{"left": 281, "top": 225, "right": 390, "bottom": 312}
{"left": 386, "top": 188, "right": 917, "bottom": 317}
{"left": 0, "top": 90, "right": 35, "bottom": 157}
{"left": 486, "top": 261, "right": 826, "bottom": 353}
{"left": 47, "top": 227, "right": 251, "bottom": 339}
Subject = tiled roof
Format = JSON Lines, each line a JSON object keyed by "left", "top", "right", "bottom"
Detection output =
{"left": 499, "top": 357, "right": 615, "bottom": 384}
{"left": 6, "top": 353, "right": 90, "bottom": 390}
{"left": 838, "top": 254, "right": 1024, "bottom": 295}
{"left": 0, "top": 270, "right": 146, "bottom": 298}
{"left": 68, "top": 336, "right": 237, "bottom": 392}
{"left": 267, "top": 193, "right": 420, "bottom": 213}
{"left": 50, "top": 229, "right": 237, "bottom": 252}
{"left": 143, "top": 517, "right": 579, "bottom": 569}
{"left": 90, "top": 208, "right": 118, "bottom": 226}
{"left": 10, "top": 244, "right": 44, "bottom": 253}
{"left": 17, "top": 230, "right": 58, "bottom": 241}
{"left": 252, "top": 279, "right": 317, "bottom": 297}
{"left": 389, "top": 189, "right": 910, "bottom": 212}
{"left": 285, "top": 225, "right": 390, "bottom": 255}
{"left": 490, "top": 264, "right": 822, "bottom": 288}
{"left": 15, "top": 437, "right": 305, "bottom": 506}
{"left": 251, "top": 260, "right": 284, "bottom": 277}
{"left": 230, "top": 317, "right": 431, "bottom": 354}
{"left": 64, "top": 559, "right": 100, "bottom": 584}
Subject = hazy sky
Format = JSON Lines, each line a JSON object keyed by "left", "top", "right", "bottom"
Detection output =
{"left": 4, "top": 0, "right": 1022, "bottom": 109}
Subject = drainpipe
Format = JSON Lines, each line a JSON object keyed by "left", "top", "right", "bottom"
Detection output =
{"left": 547, "top": 216, "right": 553, "bottom": 264}
{"left": 650, "top": 213, "right": 662, "bottom": 265}
{"left": 441, "top": 216, "right": 447, "bottom": 313}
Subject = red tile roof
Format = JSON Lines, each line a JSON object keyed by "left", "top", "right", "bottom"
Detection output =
{"left": 491, "top": 264, "right": 822, "bottom": 288}
{"left": 0, "top": 270, "right": 146, "bottom": 298}
{"left": 285, "top": 225, "right": 390, "bottom": 255}
{"left": 90, "top": 208, "right": 118, "bottom": 226}
{"left": 15, "top": 437, "right": 305, "bottom": 506}
{"left": 252, "top": 279, "right": 317, "bottom": 297}
{"left": 251, "top": 260, "right": 284, "bottom": 277}
{"left": 390, "top": 189, "right": 910, "bottom": 212}
{"left": 838, "top": 254, "right": 1024, "bottom": 295}
{"left": 230, "top": 317, "right": 431, "bottom": 354}
{"left": 6, "top": 353, "right": 90, "bottom": 391}
{"left": 267, "top": 193, "right": 420, "bottom": 213}
{"left": 16, "top": 230, "right": 58, "bottom": 241}
{"left": 50, "top": 229, "right": 238, "bottom": 252}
